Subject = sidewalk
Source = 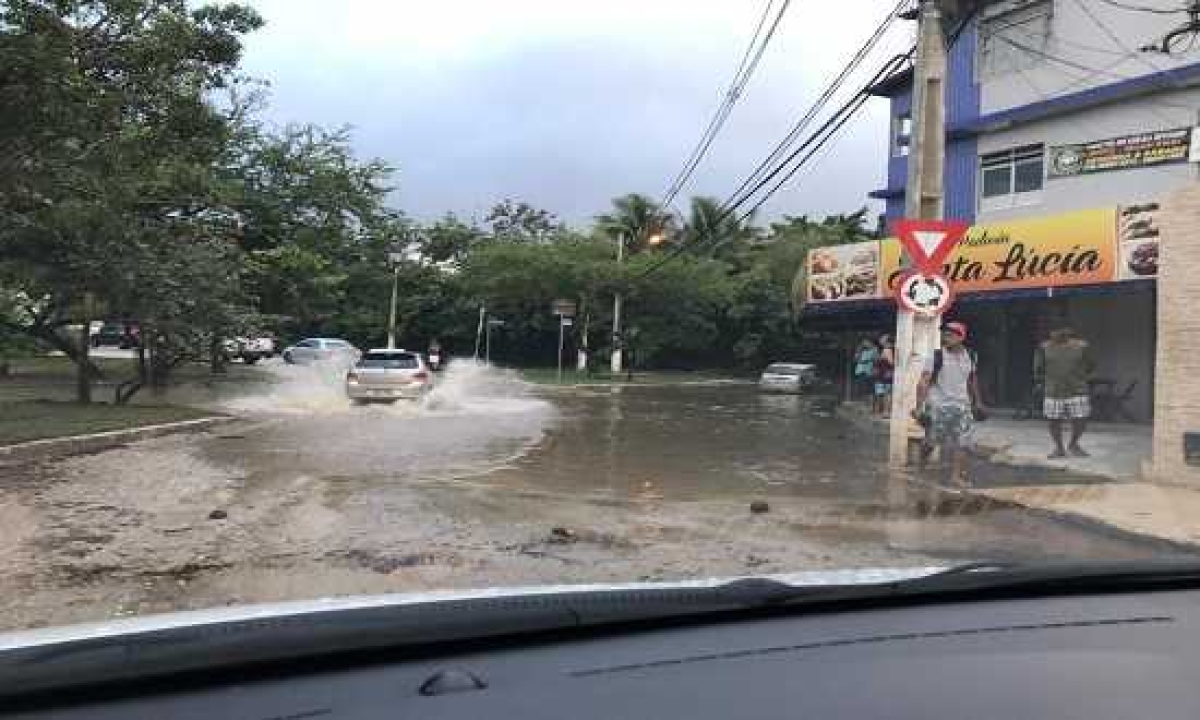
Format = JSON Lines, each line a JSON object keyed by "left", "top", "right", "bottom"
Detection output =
{"left": 974, "top": 419, "right": 1151, "bottom": 481}
{"left": 839, "top": 400, "right": 1200, "bottom": 548}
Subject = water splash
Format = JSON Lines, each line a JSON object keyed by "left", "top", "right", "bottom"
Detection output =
{"left": 220, "top": 357, "right": 356, "bottom": 415}
{"left": 219, "top": 357, "right": 550, "bottom": 420}
{"left": 420, "top": 360, "right": 549, "bottom": 417}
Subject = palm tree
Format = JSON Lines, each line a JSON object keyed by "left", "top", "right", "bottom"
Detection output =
{"left": 683, "top": 196, "right": 754, "bottom": 258}
{"left": 595, "top": 193, "right": 673, "bottom": 254}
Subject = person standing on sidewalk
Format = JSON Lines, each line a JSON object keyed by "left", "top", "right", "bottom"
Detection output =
{"left": 873, "top": 334, "right": 895, "bottom": 418}
{"left": 854, "top": 338, "right": 879, "bottom": 401}
{"left": 913, "top": 321, "right": 983, "bottom": 488}
{"left": 1036, "top": 323, "right": 1095, "bottom": 458}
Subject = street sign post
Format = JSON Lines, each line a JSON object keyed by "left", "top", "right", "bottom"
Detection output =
{"left": 552, "top": 300, "right": 576, "bottom": 383}
{"left": 894, "top": 270, "right": 955, "bottom": 318}
{"left": 890, "top": 215, "right": 968, "bottom": 467}
{"left": 893, "top": 218, "right": 969, "bottom": 273}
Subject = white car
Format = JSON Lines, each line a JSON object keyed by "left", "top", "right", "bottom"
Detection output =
{"left": 281, "top": 338, "right": 360, "bottom": 365}
{"left": 758, "top": 363, "right": 818, "bottom": 393}
{"left": 222, "top": 336, "right": 276, "bottom": 365}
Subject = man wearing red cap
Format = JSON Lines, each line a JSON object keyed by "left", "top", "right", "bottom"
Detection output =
{"left": 914, "top": 321, "right": 983, "bottom": 487}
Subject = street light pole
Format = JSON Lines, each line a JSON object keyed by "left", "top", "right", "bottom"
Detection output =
{"left": 386, "top": 252, "right": 403, "bottom": 350}
{"left": 611, "top": 232, "right": 624, "bottom": 374}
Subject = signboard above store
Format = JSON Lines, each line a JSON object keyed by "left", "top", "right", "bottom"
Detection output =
{"left": 803, "top": 203, "right": 1159, "bottom": 305}
{"left": 1048, "top": 128, "right": 1194, "bottom": 179}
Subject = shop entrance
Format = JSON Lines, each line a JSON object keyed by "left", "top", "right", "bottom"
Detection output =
{"left": 949, "top": 284, "right": 1156, "bottom": 422}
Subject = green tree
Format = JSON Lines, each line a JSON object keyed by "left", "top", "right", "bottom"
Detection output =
{"left": 594, "top": 193, "right": 674, "bottom": 254}
{"left": 681, "top": 195, "right": 756, "bottom": 260}
{"left": 484, "top": 199, "right": 563, "bottom": 241}
{"left": 231, "top": 124, "right": 397, "bottom": 336}
{"left": 0, "top": 0, "right": 263, "bottom": 401}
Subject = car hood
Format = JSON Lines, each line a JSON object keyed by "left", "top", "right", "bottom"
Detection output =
{"left": 0, "top": 567, "right": 942, "bottom": 652}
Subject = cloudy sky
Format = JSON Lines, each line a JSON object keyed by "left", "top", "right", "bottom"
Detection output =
{"left": 237, "top": 1, "right": 914, "bottom": 227}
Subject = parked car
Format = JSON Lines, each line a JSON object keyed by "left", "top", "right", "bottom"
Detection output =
{"left": 758, "top": 362, "right": 818, "bottom": 393}
{"left": 281, "top": 338, "right": 360, "bottom": 365}
{"left": 90, "top": 322, "right": 140, "bottom": 349}
{"left": 345, "top": 349, "right": 432, "bottom": 403}
{"left": 222, "top": 336, "right": 276, "bottom": 365}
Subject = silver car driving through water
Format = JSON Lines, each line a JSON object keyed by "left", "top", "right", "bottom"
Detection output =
{"left": 345, "top": 349, "right": 433, "bottom": 403}
{"left": 281, "top": 338, "right": 360, "bottom": 365}
{"left": 758, "top": 362, "right": 818, "bottom": 394}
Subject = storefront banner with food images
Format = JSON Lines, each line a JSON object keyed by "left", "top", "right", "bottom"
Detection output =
{"left": 1116, "top": 202, "right": 1160, "bottom": 281}
{"left": 880, "top": 208, "right": 1118, "bottom": 295}
{"left": 805, "top": 204, "right": 1158, "bottom": 303}
{"left": 805, "top": 240, "right": 880, "bottom": 302}
{"left": 1048, "top": 128, "right": 1193, "bottom": 178}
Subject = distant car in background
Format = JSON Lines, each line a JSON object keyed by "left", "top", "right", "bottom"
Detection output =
{"left": 222, "top": 335, "right": 276, "bottom": 365}
{"left": 345, "top": 349, "right": 432, "bottom": 403}
{"left": 758, "top": 362, "right": 818, "bottom": 394}
{"left": 281, "top": 338, "right": 360, "bottom": 365}
{"left": 90, "top": 322, "right": 140, "bottom": 349}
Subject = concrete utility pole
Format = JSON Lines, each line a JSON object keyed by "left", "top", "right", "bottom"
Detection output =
{"left": 386, "top": 252, "right": 403, "bottom": 350}
{"left": 889, "top": 0, "right": 949, "bottom": 466}
{"left": 611, "top": 232, "right": 625, "bottom": 374}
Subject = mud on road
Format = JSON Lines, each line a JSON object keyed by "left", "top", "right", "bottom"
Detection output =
{"left": 0, "top": 364, "right": 1174, "bottom": 631}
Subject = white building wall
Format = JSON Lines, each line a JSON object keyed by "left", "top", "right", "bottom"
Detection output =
{"left": 974, "top": 86, "right": 1200, "bottom": 224}
{"left": 979, "top": 0, "right": 1199, "bottom": 114}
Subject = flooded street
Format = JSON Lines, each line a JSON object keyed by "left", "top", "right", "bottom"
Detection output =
{"left": 0, "top": 362, "right": 1186, "bottom": 631}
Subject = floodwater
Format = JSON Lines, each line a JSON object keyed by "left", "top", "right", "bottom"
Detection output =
{"left": 0, "top": 360, "right": 1189, "bottom": 630}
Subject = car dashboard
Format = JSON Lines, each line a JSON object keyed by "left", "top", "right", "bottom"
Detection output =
{"left": 8, "top": 588, "right": 1200, "bottom": 719}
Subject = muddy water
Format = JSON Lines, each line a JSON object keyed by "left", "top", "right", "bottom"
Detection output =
{"left": 0, "top": 363, "right": 1190, "bottom": 631}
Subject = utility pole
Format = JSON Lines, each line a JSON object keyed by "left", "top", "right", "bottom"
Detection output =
{"left": 473, "top": 304, "right": 486, "bottom": 360}
{"left": 386, "top": 252, "right": 402, "bottom": 349}
{"left": 610, "top": 232, "right": 625, "bottom": 374}
{"left": 889, "top": 0, "right": 948, "bottom": 466}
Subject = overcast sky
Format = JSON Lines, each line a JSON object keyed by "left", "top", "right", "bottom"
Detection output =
{"left": 237, "top": 1, "right": 914, "bottom": 227}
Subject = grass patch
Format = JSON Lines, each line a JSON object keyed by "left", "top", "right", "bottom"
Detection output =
{"left": 0, "top": 401, "right": 216, "bottom": 445}
{"left": 5, "top": 355, "right": 136, "bottom": 378}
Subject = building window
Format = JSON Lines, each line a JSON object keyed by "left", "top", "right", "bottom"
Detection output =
{"left": 978, "top": 0, "right": 1053, "bottom": 78}
{"left": 980, "top": 144, "right": 1044, "bottom": 210}
{"left": 892, "top": 111, "right": 912, "bottom": 157}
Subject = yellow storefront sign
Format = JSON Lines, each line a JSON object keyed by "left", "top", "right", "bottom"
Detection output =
{"left": 879, "top": 207, "right": 1118, "bottom": 295}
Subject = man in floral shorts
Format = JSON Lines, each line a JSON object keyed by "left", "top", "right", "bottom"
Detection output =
{"left": 1036, "top": 323, "right": 1094, "bottom": 458}
{"left": 914, "top": 322, "right": 983, "bottom": 487}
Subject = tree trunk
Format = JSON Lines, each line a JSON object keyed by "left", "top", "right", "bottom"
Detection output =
{"left": 76, "top": 294, "right": 94, "bottom": 403}
{"left": 209, "top": 335, "right": 227, "bottom": 375}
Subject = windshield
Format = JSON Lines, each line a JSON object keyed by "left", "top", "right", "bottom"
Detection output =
{"left": 359, "top": 353, "right": 419, "bottom": 369}
{"left": 2, "top": 0, "right": 1196, "bottom": 637}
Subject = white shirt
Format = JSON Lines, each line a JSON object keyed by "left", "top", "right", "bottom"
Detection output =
{"left": 923, "top": 348, "right": 974, "bottom": 407}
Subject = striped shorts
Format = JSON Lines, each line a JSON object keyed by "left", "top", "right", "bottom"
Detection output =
{"left": 1044, "top": 395, "right": 1090, "bottom": 420}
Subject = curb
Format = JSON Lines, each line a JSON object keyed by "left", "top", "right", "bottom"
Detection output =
{"left": 0, "top": 416, "right": 235, "bottom": 463}
{"left": 904, "top": 473, "right": 1200, "bottom": 554}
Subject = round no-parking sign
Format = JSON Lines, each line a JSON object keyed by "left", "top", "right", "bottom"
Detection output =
{"left": 895, "top": 270, "right": 955, "bottom": 318}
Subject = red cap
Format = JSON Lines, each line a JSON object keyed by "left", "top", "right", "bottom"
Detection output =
{"left": 942, "top": 321, "right": 968, "bottom": 339}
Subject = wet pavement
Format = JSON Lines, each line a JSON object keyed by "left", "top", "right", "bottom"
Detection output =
{"left": 0, "top": 361, "right": 1191, "bottom": 631}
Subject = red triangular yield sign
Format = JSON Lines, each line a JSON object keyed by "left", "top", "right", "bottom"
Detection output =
{"left": 893, "top": 218, "right": 969, "bottom": 273}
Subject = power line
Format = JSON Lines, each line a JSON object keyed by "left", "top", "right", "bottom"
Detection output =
{"left": 723, "top": 0, "right": 908, "bottom": 212}
{"left": 659, "top": 0, "right": 775, "bottom": 207}
{"left": 1096, "top": 0, "right": 1189, "bottom": 15}
{"left": 992, "top": 32, "right": 1196, "bottom": 110}
{"left": 660, "top": 0, "right": 792, "bottom": 211}
{"left": 634, "top": 54, "right": 910, "bottom": 280}
{"left": 1072, "top": 0, "right": 1187, "bottom": 80}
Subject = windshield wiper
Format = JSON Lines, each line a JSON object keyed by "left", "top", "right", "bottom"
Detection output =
{"left": 6, "top": 558, "right": 1200, "bottom": 700}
